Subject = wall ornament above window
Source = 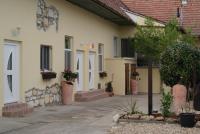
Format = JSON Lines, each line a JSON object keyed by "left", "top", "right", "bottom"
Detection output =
{"left": 36, "top": 0, "right": 59, "bottom": 32}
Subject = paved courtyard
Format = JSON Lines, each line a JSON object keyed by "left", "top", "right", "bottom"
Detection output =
{"left": 0, "top": 95, "right": 160, "bottom": 134}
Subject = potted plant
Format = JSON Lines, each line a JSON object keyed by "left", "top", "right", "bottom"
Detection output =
{"left": 106, "top": 81, "right": 114, "bottom": 96}
{"left": 130, "top": 71, "right": 139, "bottom": 95}
{"left": 99, "top": 71, "right": 107, "bottom": 78}
{"left": 179, "top": 102, "right": 197, "bottom": 128}
{"left": 160, "top": 44, "right": 200, "bottom": 114}
{"left": 61, "top": 69, "right": 78, "bottom": 105}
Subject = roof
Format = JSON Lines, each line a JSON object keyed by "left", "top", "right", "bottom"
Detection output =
{"left": 66, "top": 0, "right": 134, "bottom": 25}
{"left": 182, "top": 1, "right": 200, "bottom": 36}
{"left": 97, "top": 0, "right": 130, "bottom": 19}
{"left": 122, "top": 0, "right": 200, "bottom": 35}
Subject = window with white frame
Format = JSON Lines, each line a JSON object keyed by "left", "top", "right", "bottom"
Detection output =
{"left": 40, "top": 45, "right": 52, "bottom": 71}
{"left": 65, "top": 36, "right": 72, "bottom": 69}
{"left": 98, "top": 44, "right": 104, "bottom": 72}
{"left": 113, "top": 37, "right": 121, "bottom": 57}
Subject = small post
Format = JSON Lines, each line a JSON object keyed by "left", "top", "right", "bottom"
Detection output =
{"left": 148, "top": 59, "right": 153, "bottom": 115}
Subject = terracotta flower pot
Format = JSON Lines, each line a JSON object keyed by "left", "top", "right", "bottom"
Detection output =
{"left": 131, "top": 79, "right": 138, "bottom": 95}
{"left": 61, "top": 81, "right": 73, "bottom": 105}
{"left": 172, "top": 84, "right": 187, "bottom": 114}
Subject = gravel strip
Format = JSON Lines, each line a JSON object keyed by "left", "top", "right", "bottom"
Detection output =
{"left": 109, "top": 122, "right": 200, "bottom": 134}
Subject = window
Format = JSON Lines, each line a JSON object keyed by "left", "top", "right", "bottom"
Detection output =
{"left": 121, "top": 38, "right": 135, "bottom": 58}
{"left": 65, "top": 36, "right": 72, "bottom": 69}
{"left": 98, "top": 44, "right": 104, "bottom": 72}
{"left": 113, "top": 37, "right": 121, "bottom": 57}
{"left": 40, "top": 45, "right": 52, "bottom": 71}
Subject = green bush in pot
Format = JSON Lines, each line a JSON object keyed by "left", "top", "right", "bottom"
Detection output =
{"left": 63, "top": 69, "right": 78, "bottom": 85}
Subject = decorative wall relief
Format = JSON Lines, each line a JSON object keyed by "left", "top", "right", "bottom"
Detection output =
{"left": 36, "top": 0, "right": 59, "bottom": 31}
{"left": 25, "top": 83, "right": 61, "bottom": 107}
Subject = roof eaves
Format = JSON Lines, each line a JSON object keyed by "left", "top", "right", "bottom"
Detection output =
{"left": 122, "top": 8, "right": 166, "bottom": 26}
{"left": 92, "top": 0, "right": 135, "bottom": 25}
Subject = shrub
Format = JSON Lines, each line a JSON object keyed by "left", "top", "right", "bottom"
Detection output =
{"left": 160, "top": 92, "right": 173, "bottom": 117}
{"left": 63, "top": 69, "right": 78, "bottom": 84}
{"left": 160, "top": 43, "right": 200, "bottom": 87}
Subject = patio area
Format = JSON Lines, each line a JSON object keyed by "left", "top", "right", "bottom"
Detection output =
{"left": 0, "top": 95, "right": 160, "bottom": 134}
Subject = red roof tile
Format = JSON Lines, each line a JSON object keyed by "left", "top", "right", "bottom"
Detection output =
{"left": 96, "top": 0, "right": 131, "bottom": 19}
{"left": 122, "top": 0, "right": 200, "bottom": 35}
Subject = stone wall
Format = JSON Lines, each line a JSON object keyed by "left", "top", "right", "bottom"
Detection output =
{"left": 25, "top": 83, "right": 62, "bottom": 107}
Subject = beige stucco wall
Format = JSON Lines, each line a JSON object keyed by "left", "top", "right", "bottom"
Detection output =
{"left": 105, "top": 58, "right": 136, "bottom": 95}
{"left": 119, "top": 26, "right": 135, "bottom": 38}
{"left": 0, "top": 0, "right": 136, "bottom": 115}
{"left": 137, "top": 67, "right": 161, "bottom": 94}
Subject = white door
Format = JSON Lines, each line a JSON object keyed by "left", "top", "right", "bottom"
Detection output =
{"left": 76, "top": 51, "right": 83, "bottom": 91}
{"left": 3, "top": 44, "right": 20, "bottom": 103}
{"left": 89, "top": 53, "right": 95, "bottom": 89}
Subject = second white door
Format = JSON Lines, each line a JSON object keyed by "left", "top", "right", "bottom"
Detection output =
{"left": 76, "top": 51, "right": 83, "bottom": 91}
{"left": 89, "top": 52, "right": 95, "bottom": 89}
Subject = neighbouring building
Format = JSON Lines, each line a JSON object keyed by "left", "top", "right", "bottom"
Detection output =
{"left": 122, "top": 0, "right": 200, "bottom": 41}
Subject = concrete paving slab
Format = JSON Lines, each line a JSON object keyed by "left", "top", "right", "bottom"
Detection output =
{"left": 0, "top": 119, "right": 30, "bottom": 134}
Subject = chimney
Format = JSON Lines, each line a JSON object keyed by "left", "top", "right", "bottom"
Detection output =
{"left": 177, "top": 7, "right": 180, "bottom": 18}
{"left": 181, "top": 0, "right": 188, "bottom": 5}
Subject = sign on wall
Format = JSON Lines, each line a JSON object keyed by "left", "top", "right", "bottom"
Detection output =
{"left": 36, "top": 0, "right": 59, "bottom": 32}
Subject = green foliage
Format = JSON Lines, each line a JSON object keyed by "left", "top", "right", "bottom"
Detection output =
{"left": 129, "top": 100, "right": 139, "bottom": 114}
{"left": 119, "top": 97, "right": 143, "bottom": 115}
{"left": 63, "top": 69, "right": 78, "bottom": 82}
{"left": 134, "top": 18, "right": 197, "bottom": 61}
{"left": 160, "top": 92, "right": 173, "bottom": 117}
{"left": 134, "top": 18, "right": 163, "bottom": 60}
{"left": 160, "top": 43, "right": 200, "bottom": 87}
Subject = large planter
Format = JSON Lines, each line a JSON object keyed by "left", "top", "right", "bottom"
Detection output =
{"left": 172, "top": 84, "right": 187, "bottom": 114}
{"left": 61, "top": 81, "right": 73, "bottom": 105}
{"left": 180, "top": 113, "right": 197, "bottom": 128}
{"left": 131, "top": 79, "right": 138, "bottom": 95}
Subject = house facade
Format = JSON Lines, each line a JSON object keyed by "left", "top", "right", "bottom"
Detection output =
{"left": 1, "top": 0, "right": 198, "bottom": 116}
{"left": 0, "top": 0, "right": 139, "bottom": 116}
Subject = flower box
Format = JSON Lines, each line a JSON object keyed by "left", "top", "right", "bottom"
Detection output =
{"left": 41, "top": 72, "right": 57, "bottom": 80}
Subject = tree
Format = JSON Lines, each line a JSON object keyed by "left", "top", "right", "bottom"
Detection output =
{"left": 133, "top": 18, "right": 197, "bottom": 115}
{"left": 160, "top": 43, "right": 200, "bottom": 100}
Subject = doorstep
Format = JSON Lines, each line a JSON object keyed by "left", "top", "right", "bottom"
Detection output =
{"left": 2, "top": 102, "right": 33, "bottom": 117}
{"left": 75, "top": 89, "right": 109, "bottom": 102}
